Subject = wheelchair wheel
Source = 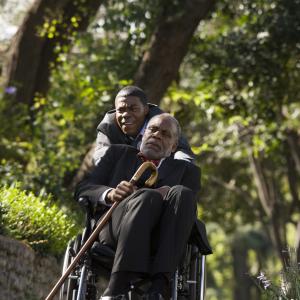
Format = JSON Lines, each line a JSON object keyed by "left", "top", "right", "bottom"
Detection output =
{"left": 188, "top": 248, "right": 207, "bottom": 300}
{"left": 73, "top": 257, "right": 98, "bottom": 300}
{"left": 175, "top": 245, "right": 207, "bottom": 300}
{"left": 188, "top": 247, "right": 204, "bottom": 300}
{"left": 59, "top": 234, "right": 82, "bottom": 300}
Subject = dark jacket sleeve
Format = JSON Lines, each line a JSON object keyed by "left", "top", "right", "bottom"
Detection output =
{"left": 175, "top": 135, "right": 195, "bottom": 163}
{"left": 75, "top": 146, "right": 117, "bottom": 208}
{"left": 181, "top": 163, "right": 201, "bottom": 196}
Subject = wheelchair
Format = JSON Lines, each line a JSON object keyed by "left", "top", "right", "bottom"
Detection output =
{"left": 59, "top": 197, "right": 212, "bottom": 300}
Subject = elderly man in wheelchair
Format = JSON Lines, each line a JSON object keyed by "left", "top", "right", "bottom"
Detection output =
{"left": 61, "top": 113, "right": 211, "bottom": 300}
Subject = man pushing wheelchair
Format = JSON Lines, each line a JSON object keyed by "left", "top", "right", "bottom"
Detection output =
{"left": 75, "top": 113, "right": 200, "bottom": 300}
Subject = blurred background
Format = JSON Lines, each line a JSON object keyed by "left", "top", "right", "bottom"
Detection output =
{"left": 0, "top": 0, "right": 299, "bottom": 299}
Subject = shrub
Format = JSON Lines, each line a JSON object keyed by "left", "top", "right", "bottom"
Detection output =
{"left": 0, "top": 183, "right": 79, "bottom": 255}
{"left": 255, "top": 248, "right": 300, "bottom": 299}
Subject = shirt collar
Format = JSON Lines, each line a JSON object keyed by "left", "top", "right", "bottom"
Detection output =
{"left": 137, "top": 152, "right": 165, "bottom": 168}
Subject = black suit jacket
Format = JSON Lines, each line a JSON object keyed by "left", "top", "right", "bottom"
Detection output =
{"left": 76, "top": 144, "right": 200, "bottom": 208}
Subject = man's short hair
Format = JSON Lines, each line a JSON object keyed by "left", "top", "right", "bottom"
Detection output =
{"left": 150, "top": 113, "right": 181, "bottom": 142}
{"left": 115, "top": 86, "right": 148, "bottom": 106}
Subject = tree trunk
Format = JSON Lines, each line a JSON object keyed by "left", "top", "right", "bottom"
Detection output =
{"left": 231, "top": 239, "right": 255, "bottom": 300}
{"left": 296, "top": 221, "right": 300, "bottom": 262}
{"left": 134, "top": 0, "right": 214, "bottom": 104}
{"left": 248, "top": 152, "right": 273, "bottom": 217}
{"left": 286, "top": 129, "right": 300, "bottom": 175}
{"left": 248, "top": 152, "right": 289, "bottom": 265}
{"left": 285, "top": 130, "right": 300, "bottom": 261}
{"left": 2, "top": 0, "right": 103, "bottom": 114}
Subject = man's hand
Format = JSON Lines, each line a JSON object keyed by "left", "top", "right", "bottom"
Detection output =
{"left": 155, "top": 186, "right": 170, "bottom": 198}
{"left": 107, "top": 181, "right": 137, "bottom": 203}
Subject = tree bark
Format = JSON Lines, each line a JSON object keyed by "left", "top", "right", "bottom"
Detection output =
{"left": 248, "top": 152, "right": 273, "bottom": 217}
{"left": 285, "top": 130, "right": 300, "bottom": 261}
{"left": 134, "top": 0, "right": 214, "bottom": 104}
{"left": 285, "top": 141, "right": 300, "bottom": 212}
{"left": 2, "top": 0, "right": 103, "bottom": 113}
{"left": 231, "top": 235, "right": 260, "bottom": 300}
{"left": 248, "top": 151, "right": 289, "bottom": 265}
{"left": 296, "top": 221, "right": 300, "bottom": 262}
{"left": 286, "top": 129, "right": 300, "bottom": 175}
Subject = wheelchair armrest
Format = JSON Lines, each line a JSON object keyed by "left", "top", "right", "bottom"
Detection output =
{"left": 189, "top": 219, "right": 213, "bottom": 255}
{"left": 78, "top": 196, "right": 107, "bottom": 215}
{"left": 91, "top": 242, "right": 115, "bottom": 258}
{"left": 78, "top": 196, "right": 104, "bottom": 215}
{"left": 90, "top": 241, "right": 115, "bottom": 270}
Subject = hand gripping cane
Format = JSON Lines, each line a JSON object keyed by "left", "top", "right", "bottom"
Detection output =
{"left": 45, "top": 161, "right": 158, "bottom": 300}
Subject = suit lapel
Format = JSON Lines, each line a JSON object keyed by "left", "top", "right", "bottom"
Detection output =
{"left": 126, "top": 152, "right": 144, "bottom": 180}
{"left": 155, "top": 157, "right": 179, "bottom": 186}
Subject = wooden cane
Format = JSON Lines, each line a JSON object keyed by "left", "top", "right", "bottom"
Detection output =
{"left": 45, "top": 161, "right": 158, "bottom": 300}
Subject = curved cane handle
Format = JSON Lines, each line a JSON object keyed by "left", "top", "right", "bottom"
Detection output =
{"left": 130, "top": 161, "right": 158, "bottom": 187}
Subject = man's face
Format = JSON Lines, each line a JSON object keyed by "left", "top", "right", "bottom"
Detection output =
{"left": 140, "top": 115, "right": 178, "bottom": 160}
{"left": 115, "top": 96, "right": 149, "bottom": 137}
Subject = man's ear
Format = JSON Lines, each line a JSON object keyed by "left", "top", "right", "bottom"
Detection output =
{"left": 143, "top": 104, "right": 149, "bottom": 115}
{"left": 171, "top": 141, "right": 178, "bottom": 153}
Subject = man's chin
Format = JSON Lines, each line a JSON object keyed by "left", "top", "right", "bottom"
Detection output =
{"left": 122, "top": 127, "right": 138, "bottom": 137}
{"left": 142, "top": 149, "right": 161, "bottom": 160}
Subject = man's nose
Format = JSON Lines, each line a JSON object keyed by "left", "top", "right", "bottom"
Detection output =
{"left": 121, "top": 111, "right": 130, "bottom": 117}
{"left": 152, "top": 130, "right": 162, "bottom": 139}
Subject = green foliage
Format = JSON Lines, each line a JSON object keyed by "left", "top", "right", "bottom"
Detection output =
{"left": 0, "top": 183, "right": 79, "bottom": 255}
{"left": 255, "top": 248, "right": 300, "bottom": 299}
{"left": 163, "top": 0, "right": 300, "bottom": 230}
{"left": 1, "top": 0, "right": 299, "bottom": 298}
{"left": 205, "top": 223, "right": 234, "bottom": 300}
{"left": 0, "top": 0, "right": 165, "bottom": 199}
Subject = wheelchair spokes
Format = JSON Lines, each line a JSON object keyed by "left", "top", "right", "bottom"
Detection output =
{"left": 59, "top": 239, "right": 77, "bottom": 300}
{"left": 59, "top": 234, "right": 98, "bottom": 300}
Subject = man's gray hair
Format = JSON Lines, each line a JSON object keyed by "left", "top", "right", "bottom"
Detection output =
{"left": 149, "top": 113, "right": 181, "bottom": 141}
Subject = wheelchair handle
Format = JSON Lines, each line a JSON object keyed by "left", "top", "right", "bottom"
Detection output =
{"left": 78, "top": 196, "right": 89, "bottom": 208}
{"left": 45, "top": 162, "right": 158, "bottom": 300}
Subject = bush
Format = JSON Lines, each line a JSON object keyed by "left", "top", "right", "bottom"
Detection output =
{"left": 255, "top": 248, "right": 300, "bottom": 299}
{"left": 0, "top": 183, "right": 79, "bottom": 255}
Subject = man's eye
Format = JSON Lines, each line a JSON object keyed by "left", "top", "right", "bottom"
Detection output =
{"left": 130, "top": 106, "right": 139, "bottom": 112}
{"left": 148, "top": 127, "right": 156, "bottom": 132}
{"left": 162, "top": 132, "right": 172, "bottom": 138}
